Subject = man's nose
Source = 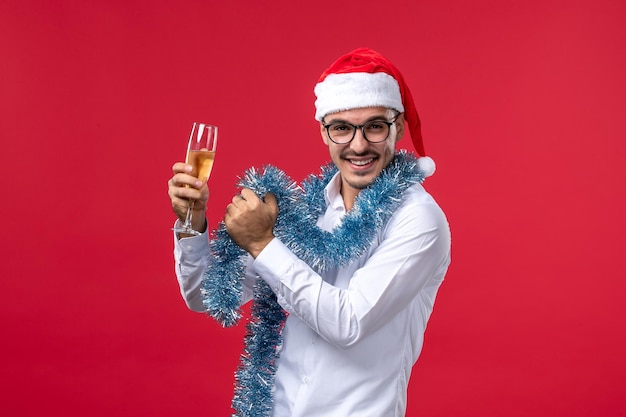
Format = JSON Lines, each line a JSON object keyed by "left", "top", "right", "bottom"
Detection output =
{"left": 350, "top": 128, "right": 369, "bottom": 151}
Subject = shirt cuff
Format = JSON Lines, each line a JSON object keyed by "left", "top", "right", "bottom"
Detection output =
{"left": 173, "top": 219, "right": 210, "bottom": 263}
{"left": 253, "top": 238, "right": 297, "bottom": 292}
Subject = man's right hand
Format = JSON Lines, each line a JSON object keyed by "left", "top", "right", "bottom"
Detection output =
{"left": 168, "top": 162, "right": 209, "bottom": 236}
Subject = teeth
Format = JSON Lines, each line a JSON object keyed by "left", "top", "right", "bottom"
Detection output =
{"left": 351, "top": 158, "right": 373, "bottom": 166}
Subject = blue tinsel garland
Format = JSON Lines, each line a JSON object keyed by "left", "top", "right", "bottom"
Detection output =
{"left": 201, "top": 151, "right": 426, "bottom": 417}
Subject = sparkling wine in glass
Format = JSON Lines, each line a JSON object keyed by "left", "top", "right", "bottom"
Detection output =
{"left": 173, "top": 122, "right": 218, "bottom": 236}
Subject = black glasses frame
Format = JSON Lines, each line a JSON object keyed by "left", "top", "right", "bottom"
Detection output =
{"left": 322, "top": 115, "right": 400, "bottom": 144}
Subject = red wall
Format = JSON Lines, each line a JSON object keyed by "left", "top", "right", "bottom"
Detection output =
{"left": 2, "top": 0, "right": 625, "bottom": 415}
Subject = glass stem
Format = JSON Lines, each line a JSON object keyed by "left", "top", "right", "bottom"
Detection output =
{"left": 185, "top": 200, "right": 195, "bottom": 230}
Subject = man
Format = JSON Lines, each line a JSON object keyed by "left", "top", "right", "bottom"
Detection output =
{"left": 168, "top": 47, "right": 451, "bottom": 417}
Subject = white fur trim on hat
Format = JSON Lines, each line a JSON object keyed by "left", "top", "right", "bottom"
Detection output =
{"left": 314, "top": 72, "right": 404, "bottom": 120}
{"left": 417, "top": 156, "right": 436, "bottom": 177}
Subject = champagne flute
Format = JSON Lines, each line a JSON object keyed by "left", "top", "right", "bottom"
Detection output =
{"left": 172, "top": 122, "right": 218, "bottom": 236}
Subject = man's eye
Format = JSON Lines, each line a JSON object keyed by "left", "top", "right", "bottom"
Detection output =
{"left": 365, "top": 122, "right": 385, "bottom": 130}
{"left": 331, "top": 124, "right": 352, "bottom": 133}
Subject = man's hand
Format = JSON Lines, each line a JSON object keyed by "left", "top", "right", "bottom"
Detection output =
{"left": 225, "top": 188, "right": 278, "bottom": 258}
{"left": 168, "top": 162, "right": 209, "bottom": 237}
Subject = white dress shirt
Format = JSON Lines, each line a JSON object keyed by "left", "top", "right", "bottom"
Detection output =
{"left": 174, "top": 172, "right": 451, "bottom": 417}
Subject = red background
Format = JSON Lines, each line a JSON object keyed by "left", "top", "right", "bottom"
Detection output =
{"left": 2, "top": 0, "right": 625, "bottom": 415}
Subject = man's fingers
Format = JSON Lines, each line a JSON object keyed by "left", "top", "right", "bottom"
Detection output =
{"left": 240, "top": 188, "right": 259, "bottom": 202}
{"left": 231, "top": 194, "right": 246, "bottom": 206}
{"left": 263, "top": 192, "right": 279, "bottom": 218}
{"left": 171, "top": 173, "right": 203, "bottom": 189}
{"left": 263, "top": 192, "right": 277, "bottom": 207}
{"left": 172, "top": 162, "right": 193, "bottom": 174}
{"left": 169, "top": 181, "right": 205, "bottom": 202}
{"left": 233, "top": 189, "right": 278, "bottom": 213}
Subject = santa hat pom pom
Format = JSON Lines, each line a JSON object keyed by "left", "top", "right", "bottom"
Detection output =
{"left": 417, "top": 156, "right": 436, "bottom": 177}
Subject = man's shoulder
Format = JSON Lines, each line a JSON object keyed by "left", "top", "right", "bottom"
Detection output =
{"left": 403, "top": 183, "right": 444, "bottom": 208}
{"left": 391, "top": 183, "right": 449, "bottom": 228}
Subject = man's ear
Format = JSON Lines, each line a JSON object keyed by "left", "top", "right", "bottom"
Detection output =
{"left": 395, "top": 113, "right": 406, "bottom": 141}
{"left": 320, "top": 122, "right": 330, "bottom": 145}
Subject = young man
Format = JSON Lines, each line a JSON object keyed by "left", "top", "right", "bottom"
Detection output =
{"left": 168, "top": 48, "right": 451, "bottom": 417}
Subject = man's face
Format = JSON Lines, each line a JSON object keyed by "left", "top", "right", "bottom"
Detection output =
{"left": 320, "top": 106, "right": 405, "bottom": 198}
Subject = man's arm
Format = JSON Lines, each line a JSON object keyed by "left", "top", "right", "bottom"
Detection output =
{"left": 174, "top": 230, "right": 211, "bottom": 312}
{"left": 168, "top": 161, "right": 209, "bottom": 237}
{"left": 169, "top": 168, "right": 263, "bottom": 312}
{"left": 224, "top": 188, "right": 278, "bottom": 258}
{"left": 252, "top": 197, "right": 451, "bottom": 348}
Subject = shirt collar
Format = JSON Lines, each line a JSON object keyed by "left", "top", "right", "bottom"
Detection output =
{"left": 324, "top": 172, "right": 345, "bottom": 210}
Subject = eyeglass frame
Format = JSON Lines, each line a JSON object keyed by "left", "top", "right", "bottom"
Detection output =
{"left": 321, "top": 113, "right": 401, "bottom": 144}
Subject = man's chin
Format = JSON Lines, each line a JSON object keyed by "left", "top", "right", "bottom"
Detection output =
{"left": 345, "top": 176, "right": 375, "bottom": 190}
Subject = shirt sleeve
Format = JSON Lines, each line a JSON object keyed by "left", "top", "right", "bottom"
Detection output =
{"left": 173, "top": 221, "right": 211, "bottom": 312}
{"left": 173, "top": 220, "right": 260, "bottom": 313}
{"left": 252, "top": 199, "right": 451, "bottom": 348}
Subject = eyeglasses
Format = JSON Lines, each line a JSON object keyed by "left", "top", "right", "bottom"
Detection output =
{"left": 322, "top": 115, "right": 400, "bottom": 144}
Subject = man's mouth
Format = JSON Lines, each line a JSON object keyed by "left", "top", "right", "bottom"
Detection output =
{"left": 347, "top": 157, "right": 375, "bottom": 166}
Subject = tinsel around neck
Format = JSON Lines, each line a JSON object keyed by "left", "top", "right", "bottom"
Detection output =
{"left": 200, "top": 150, "right": 427, "bottom": 417}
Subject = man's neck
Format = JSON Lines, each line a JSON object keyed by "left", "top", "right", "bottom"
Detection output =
{"left": 340, "top": 183, "right": 360, "bottom": 211}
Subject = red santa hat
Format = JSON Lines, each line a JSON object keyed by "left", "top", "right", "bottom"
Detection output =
{"left": 314, "top": 47, "right": 435, "bottom": 177}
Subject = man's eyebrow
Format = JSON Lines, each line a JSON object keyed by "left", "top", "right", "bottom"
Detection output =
{"left": 324, "top": 114, "right": 389, "bottom": 124}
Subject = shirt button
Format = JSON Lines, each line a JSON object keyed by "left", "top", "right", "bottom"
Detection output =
{"left": 303, "top": 376, "right": 310, "bottom": 384}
